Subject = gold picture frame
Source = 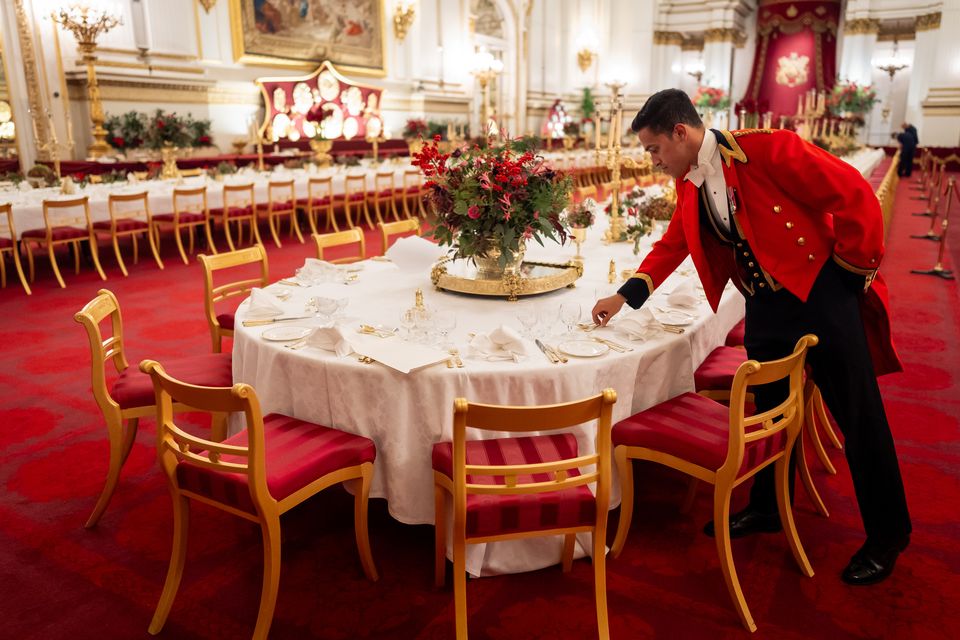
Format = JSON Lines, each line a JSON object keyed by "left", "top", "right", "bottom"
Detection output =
{"left": 229, "top": 0, "right": 386, "bottom": 76}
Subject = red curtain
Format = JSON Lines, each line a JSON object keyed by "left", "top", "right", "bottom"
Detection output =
{"left": 741, "top": 0, "right": 840, "bottom": 119}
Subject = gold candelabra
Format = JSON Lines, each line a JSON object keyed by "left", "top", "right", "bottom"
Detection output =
{"left": 366, "top": 131, "right": 386, "bottom": 163}
{"left": 603, "top": 81, "right": 628, "bottom": 243}
{"left": 53, "top": 4, "right": 122, "bottom": 159}
{"left": 29, "top": 109, "right": 72, "bottom": 179}
{"left": 471, "top": 48, "right": 503, "bottom": 135}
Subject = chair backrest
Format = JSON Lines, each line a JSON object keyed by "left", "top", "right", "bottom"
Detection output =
{"left": 108, "top": 191, "right": 151, "bottom": 226}
{"left": 0, "top": 203, "right": 16, "bottom": 246}
{"left": 621, "top": 178, "right": 636, "bottom": 192}
{"left": 42, "top": 196, "right": 91, "bottom": 230}
{"left": 402, "top": 169, "right": 421, "bottom": 190}
{"left": 723, "top": 334, "right": 819, "bottom": 476}
{"left": 140, "top": 359, "right": 273, "bottom": 511}
{"left": 74, "top": 289, "right": 130, "bottom": 414}
{"left": 173, "top": 186, "right": 209, "bottom": 219}
{"left": 313, "top": 228, "right": 366, "bottom": 263}
{"left": 179, "top": 168, "right": 203, "bottom": 177}
{"left": 344, "top": 174, "right": 367, "bottom": 197}
{"left": 451, "top": 390, "right": 617, "bottom": 516}
{"left": 223, "top": 183, "right": 255, "bottom": 210}
{"left": 378, "top": 218, "right": 420, "bottom": 253}
{"left": 198, "top": 245, "right": 270, "bottom": 318}
{"left": 267, "top": 180, "right": 295, "bottom": 211}
{"left": 374, "top": 171, "right": 395, "bottom": 193}
{"left": 307, "top": 176, "right": 334, "bottom": 202}
{"left": 576, "top": 185, "right": 598, "bottom": 202}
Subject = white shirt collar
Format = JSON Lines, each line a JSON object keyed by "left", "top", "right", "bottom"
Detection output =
{"left": 684, "top": 131, "right": 720, "bottom": 187}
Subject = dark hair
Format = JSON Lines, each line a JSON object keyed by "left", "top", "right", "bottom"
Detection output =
{"left": 630, "top": 89, "right": 703, "bottom": 136}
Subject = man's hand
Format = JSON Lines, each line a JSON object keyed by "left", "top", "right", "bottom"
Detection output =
{"left": 592, "top": 294, "right": 627, "bottom": 326}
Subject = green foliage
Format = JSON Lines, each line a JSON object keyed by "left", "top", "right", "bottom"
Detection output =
{"left": 580, "top": 87, "right": 596, "bottom": 121}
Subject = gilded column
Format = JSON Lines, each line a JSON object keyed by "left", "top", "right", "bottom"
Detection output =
{"left": 905, "top": 12, "right": 941, "bottom": 132}
{"left": 839, "top": 18, "right": 879, "bottom": 86}
{"left": 12, "top": 0, "right": 49, "bottom": 159}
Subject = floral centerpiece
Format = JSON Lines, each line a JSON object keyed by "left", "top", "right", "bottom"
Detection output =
{"left": 606, "top": 186, "right": 656, "bottom": 254}
{"left": 413, "top": 135, "right": 573, "bottom": 277}
{"left": 145, "top": 109, "right": 192, "bottom": 150}
{"left": 565, "top": 199, "right": 596, "bottom": 228}
{"left": 693, "top": 86, "right": 730, "bottom": 111}
{"left": 828, "top": 82, "right": 878, "bottom": 115}
{"left": 403, "top": 118, "right": 428, "bottom": 140}
{"left": 105, "top": 111, "right": 148, "bottom": 152}
{"left": 189, "top": 118, "right": 213, "bottom": 148}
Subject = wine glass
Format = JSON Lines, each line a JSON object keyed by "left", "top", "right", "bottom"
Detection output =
{"left": 559, "top": 302, "right": 581, "bottom": 336}
{"left": 434, "top": 309, "right": 457, "bottom": 348}
{"left": 516, "top": 307, "right": 538, "bottom": 338}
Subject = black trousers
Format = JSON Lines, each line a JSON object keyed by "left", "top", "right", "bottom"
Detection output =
{"left": 897, "top": 148, "right": 915, "bottom": 177}
{"left": 743, "top": 260, "right": 911, "bottom": 545}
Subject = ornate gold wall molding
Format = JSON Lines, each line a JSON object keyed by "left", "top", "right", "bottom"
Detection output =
{"left": 915, "top": 12, "right": 941, "bottom": 32}
{"left": 704, "top": 28, "right": 747, "bottom": 47}
{"left": 65, "top": 76, "right": 260, "bottom": 105}
{"left": 12, "top": 0, "right": 49, "bottom": 153}
{"left": 653, "top": 31, "right": 684, "bottom": 46}
{"left": 198, "top": 0, "right": 217, "bottom": 12}
{"left": 844, "top": 18, "right": 880, "bottom": 35}
{"left": 680, "top": 34, "right": 704, "bottom": 52}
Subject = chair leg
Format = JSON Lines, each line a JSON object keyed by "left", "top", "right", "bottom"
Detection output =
{"left": 72, "top": 240, "right": 81, "bottom": 274}
{"left": 48, "top": 243, "right": 67, "bottom": 288}
{"left": 148, "top": 494, "right": 190, "bottom": 635}
{"left": 610, "top": 446, "right": 633, "bottom": 558}
{"left": 796, "top": 435, "right": 830, "bottom": 517}
{"left": 813, "top": 386, "right": 843, "bottom": 450}
{"left": 132, "top": 233, "right": 140, "bottom": 264}
{"left": 89, "top": 236, "right": 107, "bottom": 280}
{"left": 86, "top": 415, "right": 137, "bottom": 528}
{"left": 250, "top": 215, "right": 265, "bottom": 247}
{"left": 291, "top": 211, "right": 304, "bottom": 243}
{"left": 211, "top": 328, "right": 222, "bottom": 353}
{"left": 806, "top": 393, "right": 837, "bottom": 475}
{"left": 112, "top": 233, "right": 129, "bottom": 277}
{"left": 223, "top": 218, "right": 237, "bottom": 251}
{"left": 25, "top": 240, "right": 35, "bottom": 282}
{"left": 252, "top": 514, "right": 282, "bottom": 640}
{"left": 777, "top": 453, "right": 815, "bottom": 578}
{"left": 203, "top": 220, "right": 218, "bottom": 254}
{"left": 187, "top": 224, "right": 196, "bottom": 255}
{"left": 147, "top": 226, "right": 164, "bottom": 270}
{"left": 210, "top": 412, "right": 228, "bottom": 442}
{"left": 593, "top": 528, "right": 611, "bottom": 640}
{"left": 353, "top": 462, "right": 379, "bottom": 582}
{"left": 713, "top": 482, "right": 757, "bottom": 632}
{"left": 561, "top": 533, "right": 576, "bottom": 573}
{"left": 434, "top": 483, "right": 447, "bottom": 588}
{"left": 452, "top": 529, "right": 468, "bottom": 640}
{"left": 268, "top": 212, "right": 283, "bottom": 248}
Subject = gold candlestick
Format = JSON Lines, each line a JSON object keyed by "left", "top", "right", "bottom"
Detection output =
{"left": 608, "top": 259, "right": 616, "bottom": 284}
{"left": 53, "top": 5, "right": 122, "bottom": 159}
{"left": 603, "top": 81, "right": 628, "bottom": 243}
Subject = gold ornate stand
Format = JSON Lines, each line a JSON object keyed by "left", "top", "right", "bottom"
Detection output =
{"left": 431, "top": 258, "right": 583, "bottom": 301}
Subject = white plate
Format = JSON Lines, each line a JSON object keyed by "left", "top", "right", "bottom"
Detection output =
{"left": 262, "top": 325, "right": 313, "bottom": 342}
{"left": 655, "top": 311, "right": 695, "bottom": 326}
{"left": 558, "top": 340, "right": 609, "bottom": 358}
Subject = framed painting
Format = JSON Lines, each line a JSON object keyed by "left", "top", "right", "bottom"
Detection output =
{"left": 229, "top": 0, "right": 386, "bottom": 75}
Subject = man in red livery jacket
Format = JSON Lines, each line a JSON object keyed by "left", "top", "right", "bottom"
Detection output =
{"left": 592, "top": 89, "right": 911, "bottom": 585}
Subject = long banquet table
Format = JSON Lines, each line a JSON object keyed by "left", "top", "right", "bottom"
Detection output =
{"left": 232, "top": 223, "right": 745, "bottom": 576}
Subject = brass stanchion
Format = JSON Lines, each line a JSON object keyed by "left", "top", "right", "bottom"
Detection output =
{"left": 910, "top": 149, "right": 928, "bottom": 191}
{"left": 914, "top": 161, "right": 944, "bottom": 216}
{"left": 912, "top": 178, "right": 945, "bottom": 240}
{"left": 912, "top": 176, "right": 956, "bottom": 280}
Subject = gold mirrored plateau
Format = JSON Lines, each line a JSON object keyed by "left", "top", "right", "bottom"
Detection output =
{"left": 430, "top": 257, "right": 584, "bottom": 301}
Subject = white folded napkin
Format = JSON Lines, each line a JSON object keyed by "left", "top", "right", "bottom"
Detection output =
{"left": 616, "top": 308, "right": 660, "bottom": 340}
{"left": 384, "top": 235, "right": 446, "bottom": 271}
{"left": 306, "top": 326, "right": 354, "bottom": 358}
{"left": 667, "top": 279, "right": 699, "bottom": 308}
{"left": 18, "top": 182, "right": 33, "bottom": 192}
{"left": 466, "top": 325, "right": 528, "bottom": 361}
{"left": 246, "top": 288, "right": 284, "bottom": 319}
{"left": 126, "top": 173, "right": 139, "bottom": 184}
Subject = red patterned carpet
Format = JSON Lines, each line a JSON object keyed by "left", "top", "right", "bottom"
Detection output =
{"left": 1, "top": 172, "right": 959, "bottom": 639}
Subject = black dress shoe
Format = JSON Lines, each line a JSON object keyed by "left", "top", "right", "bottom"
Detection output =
{"left": 841, "top": 536, "right": 910, "bottom": 586}
{"left": 703, "top": 507, "right": 783, "bottom": 539}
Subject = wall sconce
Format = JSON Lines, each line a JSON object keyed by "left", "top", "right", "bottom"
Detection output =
{"left": 576, "top": 28, "right": 599, "bottom": 72}
{"left": 393, "top": 0, "right": 416, "bottom": 42}
{"left": 685, "top": 60, "right": 705, "bottom": 84}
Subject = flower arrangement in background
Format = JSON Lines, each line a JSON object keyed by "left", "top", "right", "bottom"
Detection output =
{"left": 105, "top": 111, "right": 147, "bottom": 150}
{"left": 189, "top": 118, "right": 213, "bottom": 148}
{"left": 403, "top": 118, "right": 428, "bottom": 140}
{"left": 145, "top": 109, "right": 193, "bottom": 149}
{"left": 105, "top": 110, "right": 212, "bottom": 151}
{"left": 828, "top": 82, "right": 878, "bottom": 115}
{"left": 693, "top": 86, "right": 730, "bottom": 111}
{"left": 565, "top": 198, "right": 596, "bottom": 228}
{"left": 413, "top": 135, "right": 573, "bottom": 266}
{"left": 604, "top": 186, "right": 675, "bottom": 254}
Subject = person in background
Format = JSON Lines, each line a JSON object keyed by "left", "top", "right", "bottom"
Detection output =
{"left": 592, "top": 89, "right": 911, "bottom": 586}
{"left": 894, "top": 122, "right": 918, "bottom": 177}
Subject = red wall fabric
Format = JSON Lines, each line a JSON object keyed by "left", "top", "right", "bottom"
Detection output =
{"left": 743, "top": 0, "right": 840, "bottom": 119}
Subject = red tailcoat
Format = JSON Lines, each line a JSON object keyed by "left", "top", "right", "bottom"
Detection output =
{"left": 627, "top": 129, "right": 901, "bottom": 375}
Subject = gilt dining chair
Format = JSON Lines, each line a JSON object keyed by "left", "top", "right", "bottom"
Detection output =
{"left": 198, "top": 245, "right": 269, "bottom": 353}
{"left": 0, "top": 203, "right": 31, "bottom": 294}
{"left": 97, "top": 191, "right": 164, "bottom": 276}
{"left": 141, "top": 360, "right": 378, "bottom": 639}
{"left": 22, "top": 196, "right": 106, "bottom": 288}
{"left": 313, "top": 228, "right": 366, "bottom": 264}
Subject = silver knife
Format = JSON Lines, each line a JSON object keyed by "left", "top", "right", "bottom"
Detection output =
{"left": 534, "top": 339, "right": 559, "bottom": 364}
{"left": 243, "top": 315, "right": 314, "bottom": 327}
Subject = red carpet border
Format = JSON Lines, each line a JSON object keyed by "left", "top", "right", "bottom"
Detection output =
{"left": 1, "top": 179, "right": 959, "bottom": 639}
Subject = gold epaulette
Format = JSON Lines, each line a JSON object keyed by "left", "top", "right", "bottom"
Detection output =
{"left": 732, "top": 129, "right": 775, "bottom": 137}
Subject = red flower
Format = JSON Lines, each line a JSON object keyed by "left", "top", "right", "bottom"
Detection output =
{"left": 112, "top": 136, "right": 125, "bottom": 148}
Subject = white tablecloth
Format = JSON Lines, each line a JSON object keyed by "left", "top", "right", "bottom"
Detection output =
{"left": 232, "top": 221, "right": 745, "bottom": 576}
{"left": 840, "top": 147, "right": 885, "bottom": 179}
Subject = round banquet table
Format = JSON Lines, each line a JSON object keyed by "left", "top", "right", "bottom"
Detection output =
{"left": 232, "top": 222, "right": 745, "bottom": 576}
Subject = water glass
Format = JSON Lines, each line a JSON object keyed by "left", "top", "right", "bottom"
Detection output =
{"left": 516, "top": 307, "right": 538, "bottom": 338}
{"left": 434, "top": 310, "right": 457, "bottom": 347}
{"left": 559, "top": 302, "right": 581, "bottom": 336}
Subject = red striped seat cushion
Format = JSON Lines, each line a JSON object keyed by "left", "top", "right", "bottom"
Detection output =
{"left": 374, "top": 189, "right": 394, "bottom": 198}
{"left": 432, "top": 433, "right": 596, "bottom": 538}
{"left": 216, "top": 312, "right": 235, "bottom": 331}
{"left": 612, "top": 392, "right": 786, "bottom": 474}
{"left": 152, "top": 212, "right": 206, "bottom": 224}
{"left": 0, "top": 237, "right": 13, "bottom": 249}
{"left": 209, "top": 206, "right": 254, "bottom": 218}
{"left": 725, "top": 319, "right": 746, "bottom": 347}
{"left": 296, "top": 197, "right": 331, "bottom": 207}
{"left": 694, "top": 346, "right": 748, "bottom": 392}
{"left": 92, "top": 219, "right": 149, "bottom": 232}
{"left": 111, "top": 352, "right": 233, "bottom": 410}
{"left": 176, "top": 414, "right": 376, "bottom": 513}
{"left": 21, "top": 226, "right": 88, "bottom": 241}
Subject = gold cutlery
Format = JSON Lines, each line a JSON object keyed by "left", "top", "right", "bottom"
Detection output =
{"left": 277, "top": 279, "right": 304, "bottom": 287}
{"left": 658, "top": 324, "right": 686, "bottom": 334}
{"left": 577, "top": 322, "right": 599, "bottom": 332}
{"left": 544, "top": 342, "right": 568, "bottom": 363}
{"left": 285, "top": 338, "right": 309, "bottom": 350}
{"left": 358, "top": 324, "right": 396, "bottom": 338}
{"left": 592, "top": 336, "right": 632, "bottom": 352}
{"left": 357, "top": 355, "right": 375, "bottom": 364}
{"left": 243, "top": 315, "right": 313, "bottom": 327}
{"left": 535, "top": 339, "right": 559, "bottom": 364}
{"left": 449, "top": 348, "right": 464, "bottom": 368}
